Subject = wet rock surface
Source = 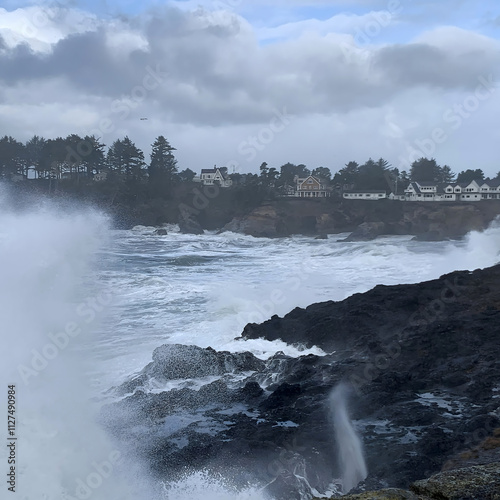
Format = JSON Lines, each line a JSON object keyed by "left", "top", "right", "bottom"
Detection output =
{"left": 220, "top": 199, "right": 500, "bottom": 239}
{"left": 101, "top": 264, "right": 500, "bottom": 499}
{"left": 178, "top": 211, "right": 204, "bottom": 234}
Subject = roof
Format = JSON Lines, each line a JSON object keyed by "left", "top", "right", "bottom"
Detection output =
{"left": 482, "top": 179, "right": 500, "bottom": 187}
{"left": 409, "top": 182, "right": 421, "bottom": 194}
{"left": 201, "top": 168, "right": 216, "bottom": 174}
{"left": 416, "top": 181, "right": 437, "bottom": 187}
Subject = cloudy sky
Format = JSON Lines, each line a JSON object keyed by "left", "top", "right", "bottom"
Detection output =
{"left": 0, "top": 0, "right": 499, "bottom": 177}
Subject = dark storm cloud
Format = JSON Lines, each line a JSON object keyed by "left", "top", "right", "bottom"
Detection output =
{"left": 0, "top": 6, "right": 498, "bottom": 126}
{"left": 373, "top": 43, "right": 500, "bottom": 90}
{"left": 0, "top": 28, "right": 148, "bottom": 95}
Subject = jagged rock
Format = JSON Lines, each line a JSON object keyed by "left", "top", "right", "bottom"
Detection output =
{"left": 315, "top": 234, "right": 328, "bottom": 239}
{"left": 221, "top": 204, "right": 285, "bottom": 237}
{"left": 154, "top": 228, "right": 168, "bottom": 235}
{"left": 102, "top": 264, "right": 500, "bottom": 499}
{"left": 178, "top": 213, "right": 204, "bottom": 234}
{"left": 114, "top": 344, "right": 266, "bottom": 395}
{"left": 343, "top": 222, "right": 387, "bottom": 241}
{"left": 318, "top": 462, "right": 500, "bottom": 498}
{"left": 322, "top": 489, "right": 420, "bottom": 500}
{"left": 217, "top": 199, "right": 500, "bottom": 239}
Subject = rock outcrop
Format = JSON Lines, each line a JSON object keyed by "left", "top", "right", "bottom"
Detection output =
{"left": 221, "top": 199, "right": 500, "bottom": 240}
{"left": 178, "top": 210, "right": 204, "bottom": 234}
{"left": 321, "top": 462, "right": 500, "bottom": 499}
{"left": 102, "top": 264, "right": 500, "bottom": 499}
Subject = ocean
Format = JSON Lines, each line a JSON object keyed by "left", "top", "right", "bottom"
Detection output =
{"left": 1, "top": 201, "right": 499, "bottom": 499}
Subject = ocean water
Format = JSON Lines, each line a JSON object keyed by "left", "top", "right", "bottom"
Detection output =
{"left": 1, "top": 199, "right": 500, "bottom": 499}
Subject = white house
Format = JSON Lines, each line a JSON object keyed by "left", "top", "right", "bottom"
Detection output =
{"left": 403, "top": 180, "right": 484, "bottom": 201}
{"left": 195, "top": 167, "right": 232, "bottom": 188}
{"left": 479, "top": 179, "right": 500, "bottom": 199}
{"left": 295, "top": 175, "right": 330, "bottom": 197}
{"left": 343, "top": 190, "right": 387, "bottom": 200}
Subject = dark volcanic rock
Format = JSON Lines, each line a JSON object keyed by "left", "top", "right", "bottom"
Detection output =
{"left": 178, "top": 212, "right": 204, "bottom": 234}
{"left": 411, "top": 462, "right": 500, "bottom": 499}
{"left": 154, "top": 228, "right": 168, "bottom": 235}
{"left": 113, "top": 344, "right": 266, "bottom": 396}
{"left": 220, "top": 199, "right": 500, "bottom": 238}
{"left": 343, "top": 222, "right": 387, "bottom": 241}
{"left": 102, "top": 264, "right": 500, "bottom": 500}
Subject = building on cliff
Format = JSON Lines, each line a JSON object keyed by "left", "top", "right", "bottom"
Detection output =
{"left": 343, "top": 190, "right": 387, "bottom": 200}
{"left": 401, "top": 179, "right": 500, "bottom": 201}
{"left": 343, "top": 179, "right": 500, "bottom": 201}
{"left": 194, "top": 167, "right": 233, "bottom": 188}
{"left": 294, "top": 175, "right": 331, "bottom": 198}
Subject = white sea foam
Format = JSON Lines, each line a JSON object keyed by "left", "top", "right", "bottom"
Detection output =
{"left": 2, "top": 187, "right": 500, "bottom": 499}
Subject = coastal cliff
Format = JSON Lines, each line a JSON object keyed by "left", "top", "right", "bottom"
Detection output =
{"left": 220, "top": 199, "right": 500, "bottom": 239}
{"left": 103, "top": 263, "right": 500, "bottom": 499}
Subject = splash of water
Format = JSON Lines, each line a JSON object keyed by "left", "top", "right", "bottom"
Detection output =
{"left": 330, "top": 383, "right": 367, "bottom": 494}
{"left": 0, "top": 193, "right": 149, "bottom": 499}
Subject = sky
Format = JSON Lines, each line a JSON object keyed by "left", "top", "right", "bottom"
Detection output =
{"left": 0, "top": 0, "right": 499, "bottom": 177}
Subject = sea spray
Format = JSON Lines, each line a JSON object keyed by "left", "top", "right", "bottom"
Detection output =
{"left": 330, "top": 383, "right": 367, "bottom": 494}
{"left": 0, "top": 197, "right": 152, "bottom": 499}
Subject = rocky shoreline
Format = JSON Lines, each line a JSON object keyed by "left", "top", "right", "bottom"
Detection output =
{"left": 218, "top": 199, "right": 500, "bottom": 240}
{"left": 101, "top": 264, "right": 500, "bottom": 499}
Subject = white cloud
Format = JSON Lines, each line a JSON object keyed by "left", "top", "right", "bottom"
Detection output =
{"left": 0, "top": 6, "right": 98, "bottom": 53}
{"left": 0, "top": 2, "right": 499, "bottom": 176}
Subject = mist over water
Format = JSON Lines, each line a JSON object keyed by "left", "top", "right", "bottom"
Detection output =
{"left": 1, "top": 191, "right": 499, "bottom": 499}
{"left": 330, "top": 384, "right": 368, "bottom": 494}
{"left": 0, "top": 202, "right": 145, "bottom": 499}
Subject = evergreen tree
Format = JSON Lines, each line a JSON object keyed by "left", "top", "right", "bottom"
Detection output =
{"left": 333, "top": 161, "right": 359, "bottom": 187}
{"left": 0, "top": 136, "right": 25, "bottom": 179}
{"left": 178, "top": 168, "right": 196, "bottom": 182}
{"left": 25, "top": 135, "right": 46, "bottom": 178}
{"left": 410, "top": 158, "right": 441, "bottom": 182}
{"left": 456, "top": 169, "right": 484, "bottom": 184}
{"left": 40, "top": 137, "right": 67, "bottom": 180}
{"left": 355, "top": 157, "right": 390, "bottom": 190}
{"left": 149, "top": 136, "right": 177, "bottom": 183}
{"left": 440, "top": 165, "right": 455, "bottom": 183}
{"left": 277, "top": 162, "right": 310, "bottom": 186}
{"left": 107, "top": 136, "right": 146, "bottom": 182}
{"left": 311, "top": 167, "right": 331, "bottom": 181}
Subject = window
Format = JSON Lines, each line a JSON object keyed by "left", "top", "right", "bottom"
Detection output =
{"left": 307, "top": 179, "right": 313, "bottom": 184}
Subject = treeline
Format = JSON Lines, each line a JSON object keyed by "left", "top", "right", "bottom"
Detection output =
{"left": 1, "top": 133, "right": 497, "bottom": 199}
{"left": 0, "top": 133, "right": 188, "bottom": 185}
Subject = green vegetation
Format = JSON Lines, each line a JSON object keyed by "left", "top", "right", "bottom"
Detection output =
{"left": 1, "top": 132, "right": 497, "bottom": 227}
